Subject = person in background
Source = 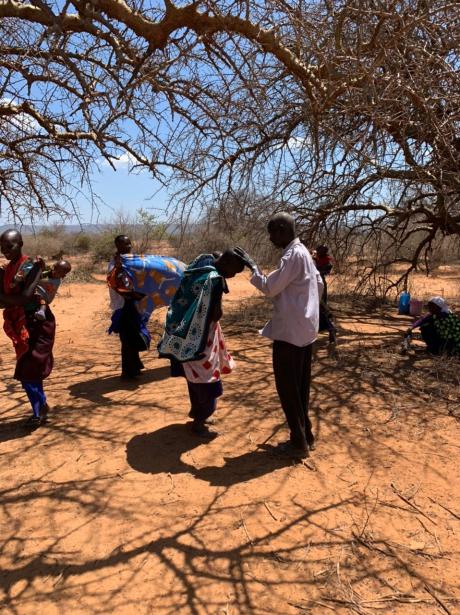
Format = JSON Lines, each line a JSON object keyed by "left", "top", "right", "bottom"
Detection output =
{"left": 158, "top": 250, "right": 245, "bottom": 439}
{"left": 312, "top": 245, "right": 337, "bottom": 345}
{"left": 313, "top": 244, "right": 333, "bottom": 304}
{"left": 107, "top": 235, "right": 149, "bottom": 380}
{"left": 236, "top": 213, "right": 324, "bottom": 459}
{"left": 0, "top": 229, "right": 54, "bottom": 428}
{"left": 404, "top": 296, "right": 460, "bottom": 356}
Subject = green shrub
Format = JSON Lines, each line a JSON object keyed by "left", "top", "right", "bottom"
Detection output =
{"left": 64, "top": 262, "right": 97, "bottom": 283}
{"left": 91, "top": 231, "right": 116, "bottom": 263}
{"left": 73, "top": 233, "right": 91, "bottom": 253}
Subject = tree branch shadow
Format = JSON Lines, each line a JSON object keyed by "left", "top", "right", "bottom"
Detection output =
{"left": 68, "top": 365, "right": 171, "bottom": 404}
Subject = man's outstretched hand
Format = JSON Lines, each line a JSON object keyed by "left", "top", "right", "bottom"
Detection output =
{"left": 234, "top": 246, "right": 257, "bottom": 272}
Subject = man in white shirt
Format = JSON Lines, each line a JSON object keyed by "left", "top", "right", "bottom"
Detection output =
{"left": 236, "top": 213, "right": 324, "bottom": 458}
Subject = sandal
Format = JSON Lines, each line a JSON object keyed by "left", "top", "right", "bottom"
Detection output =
{"left": 24, "top": 403, "right": 50, "bottom": 429}
{"left": 24, "top": 415, "right": 44, "bottom": 429}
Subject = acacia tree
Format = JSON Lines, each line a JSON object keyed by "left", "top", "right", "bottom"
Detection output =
{"left": 1, "top": 0, "right": 459, "bottom": 285}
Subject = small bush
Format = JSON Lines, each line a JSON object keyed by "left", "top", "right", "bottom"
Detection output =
{"left": 172, "top": 229, "right": 232, "bottom": 264}
{"left": 91, "top": 231, "right": 117, "bottom": 263}
{"left": 64, "top": 263, "right": 97, "bottom": 283}
{"left": 171, "top": 224, "right": 277, "bottom": 267}
{"left": 73, "top": 233, "right": 92, "bottom": 253}
{"left": 87, "top": 209, "right": 169, "bottom": 262}
{"left": 23, "top": 235, "right": 64, "bottom": 260}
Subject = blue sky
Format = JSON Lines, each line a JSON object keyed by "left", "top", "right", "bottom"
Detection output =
{"left": 0, "top": 158, "right": 171, "bottom": 227}
{"left": 0, "top": 93, "right": 173, "bottom": 227}
{"left": 81, "top": 158, "right": 171, "bottom": 225}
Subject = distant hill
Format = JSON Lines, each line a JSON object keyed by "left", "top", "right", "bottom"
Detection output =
{"left": 0, "top": 223, "right": 102, "bottom": 235}
{"left": 0, "top": 222, "right": 180, "bottom": 235}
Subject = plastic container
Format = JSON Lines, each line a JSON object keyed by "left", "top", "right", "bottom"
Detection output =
{"left": 409, "top": 299, "right": 423, "bottom": 317}
{"left": 398, "top": 291, "right": 411, "bottom": 315}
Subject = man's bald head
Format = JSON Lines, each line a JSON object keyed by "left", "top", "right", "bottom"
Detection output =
{"left": 0, "top": 229, "right": 23, "bottom": 261}
{"left": 267, "top": 212, "right": 296, "bottom": 248}
{"left": 269, "top": 212, "right": 296, "bottom": 231}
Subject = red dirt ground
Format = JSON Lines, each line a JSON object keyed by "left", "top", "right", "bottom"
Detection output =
{"left": 1, "top": 270, "right": 459, "bottom": 614}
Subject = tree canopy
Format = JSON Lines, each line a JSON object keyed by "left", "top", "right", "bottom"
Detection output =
{"left": 1, "top": 0, "right": 459, "bottom": 281}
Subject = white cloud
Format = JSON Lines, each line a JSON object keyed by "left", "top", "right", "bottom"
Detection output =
{"left": 286, "top": 135, "right": 311, "bottom": 150}
{"left": 0, "top": 97, "right": 40, "bottom": 133}
{"left": 112, "top": 152, "right": 137, "bottom": 168}
{"left": 99, "top": 152, "right": 148, "bottom": 174}
{"left": 100, "top": 152, "right": 138, "bottom": 169}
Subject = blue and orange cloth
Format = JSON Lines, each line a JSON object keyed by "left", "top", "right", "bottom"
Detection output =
{"left": 114, "top": 254, "right": 185, "bottom": 315}
{"left": 120, "top": 254, "right": 185, "bottom": 318}
{"left": 107, "top": 254, "right": 186, "bottom": 340}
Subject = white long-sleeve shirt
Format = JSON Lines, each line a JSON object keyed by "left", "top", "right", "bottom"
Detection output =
{"left": 250, "top": 238, "right": 324, "bottom": 347}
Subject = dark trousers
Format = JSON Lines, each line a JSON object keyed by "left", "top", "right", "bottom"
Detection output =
{"left": 170, "top": 359, "right": 223, "bottom": 422}
{"left": 119, "top": 302, "right": 144, "bottom": 377}
{"left": 272, "top": 340, "right": 314, "bottom": 450}
{"left": 120, "top": 338, "right": 144, "bottom": 377}
{"left": 187, "top": 380, "right": 223, "bottom": 422}
{"left": 321, "top": 274, "right": 328, "bottom": 304}
{"left": 22, "top": 381, "right": 46, "bottom": 417}
{"left": 420, "top": 322, "right": 443, "bottom": 355}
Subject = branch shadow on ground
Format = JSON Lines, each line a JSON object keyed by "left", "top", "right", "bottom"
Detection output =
{"left": 221, "top": 294, "right": 460, "bottom": 476}
{"left": 2, "top": 294, "right": 460, "bottom": 613}
{"left": 1, "top": 477, "right": 458, "bottom": 615}
{"left": 68, "top": 365, "right": 171, "bottom": 404}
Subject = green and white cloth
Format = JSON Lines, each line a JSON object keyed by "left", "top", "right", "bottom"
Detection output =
{"left": 433, "top": 312, "right": 460, "bottom": 355}
{"left": 158, "top": 254, "right": 225, "bottom": 362}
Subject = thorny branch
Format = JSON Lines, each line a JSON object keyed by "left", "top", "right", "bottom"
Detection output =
{"left": 0, "top": 1, "right": 458, "bottom": 288}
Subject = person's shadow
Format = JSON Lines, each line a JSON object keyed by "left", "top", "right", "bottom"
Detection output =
{"left": 194, "top": 447, "right": 289, "bottom": 486}
{"left": 69, "top": 365, "right": 170, "bottom": 404}
{"left": 126, "top": 423, "right": 200, "bottom": 475}
{"left": 126, "top": 423, "right": 290, "bottom": 485}
{"left": 0, "top": 418, "right": 35, "bottom": 444}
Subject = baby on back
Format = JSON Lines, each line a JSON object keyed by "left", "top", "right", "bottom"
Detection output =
{"left": 33, "top": 259, "right": 71, "bottom": 320}
{"left": 0, "top": 257, "right": 71, "bottom": 317}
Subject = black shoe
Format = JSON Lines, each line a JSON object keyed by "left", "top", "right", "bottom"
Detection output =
{"left": 275, "top": 442, "right": 309, "bottom": 459}
{"left": 24, "top": 415, "right": 45, "bottom": 429}
{"left": 190, "top": 421, "right": 218, "bottom": 440}
{"left": 40, "top": 403, "right": 50, "bottom": 423}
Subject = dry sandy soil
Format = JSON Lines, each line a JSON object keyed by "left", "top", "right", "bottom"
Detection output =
{"left": 1, "top": 267, "right": 460, "bottom": 615}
